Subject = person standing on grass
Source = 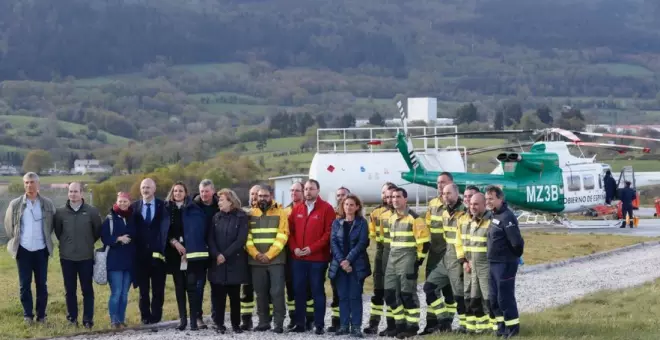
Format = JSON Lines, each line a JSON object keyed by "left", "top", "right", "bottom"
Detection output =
{"left": 101, "top": 192, "right": 137, "bottom": 329}
{"left": 288, "top": 179, "right": 336, "bottom": 335}
{"left": 156, "top": 182, "right": 209, "bottom": 331}
{"left": 207, "top": 189, "right": 249, "bottom": 334}
{"left": 54, "top": 182, "right": 103, "bottom": 329}
{"left": 239, "top": 183, "right": 262, "bottom": 331}
{"left": 4, "top": 172, "right": 56, "bottom": 325}
{"left": 327, "top": 186, "right": 350, "bottom": 333}
{"left": 246, "top": 185, "right": 289, "bottom": 334}
{"left": 191, "top": 178, "right": 220, "bottom": 329}
{"left": 131, "top": 178, "right": 168, "bottom": 325}
{"left": 485, "top": 185, "right": 524, "bottom": 339}
{"left": 329, "top": 194, "right": 371, "bottom": 338}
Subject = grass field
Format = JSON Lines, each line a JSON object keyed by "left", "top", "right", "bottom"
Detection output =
{"left": 427, "top": 278, "right": 660, "bottom": 340}
{"left": 0, "top": 116, "right": 131, "bottom": 146}
{"left": 0, "top": 231, "right": 653, "bottom": 339}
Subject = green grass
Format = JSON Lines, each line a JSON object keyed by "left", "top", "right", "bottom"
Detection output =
{"left": 427, "top": 278, "right": 660, "bottom": 340}
{"left": 0, "top": 116, "right": 131, "bottom": 146}
{"left": 592, "top": 63, "right": 654, "bottom": 77}
{"left": 0, "top": 231, "right": 653, "bottom": 339}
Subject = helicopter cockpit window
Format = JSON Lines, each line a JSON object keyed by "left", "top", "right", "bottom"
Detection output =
{"left": 583, "top": 175, "right": 595, "bottom": 190}
{"left": 568, "top": 175, "right": 581, "bottom": 191}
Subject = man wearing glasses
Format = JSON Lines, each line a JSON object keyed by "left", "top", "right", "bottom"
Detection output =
{"left": 4, "top": 172, "right": 57, "bottom": 325}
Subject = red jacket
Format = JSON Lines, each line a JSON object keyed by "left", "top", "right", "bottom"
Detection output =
{"left": 288, "top": 197, "right": 335, "bottom": 262}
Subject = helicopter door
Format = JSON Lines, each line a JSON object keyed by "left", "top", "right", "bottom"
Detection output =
{"left": 617, "top": 165, "right": 639, "bottom": 209}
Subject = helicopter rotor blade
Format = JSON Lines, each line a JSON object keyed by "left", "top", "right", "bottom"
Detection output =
{"left": 572, "top": 131, "right": 660, "bottom": 143}
{"left": 410, "top": 129, "right": 537, "bottom": 139}
{"left": 572, "top": 141, "right": 651, "bottom": 153}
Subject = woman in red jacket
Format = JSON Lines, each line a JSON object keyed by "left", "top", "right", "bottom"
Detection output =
{"left": 287, "top": 179, "right": 336, "bottom": 334}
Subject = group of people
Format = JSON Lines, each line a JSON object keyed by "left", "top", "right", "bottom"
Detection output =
{"left": 4, "top": 170, "right": 524, "bottom": 339}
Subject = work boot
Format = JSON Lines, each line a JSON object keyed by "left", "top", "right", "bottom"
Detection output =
{"left": 419, "top": 318, "right": 438, "bottom": 335}
{"left": 176, "top": 300, "right": 188, "bottom": 330}
{"left": 363, "top": 319, "right": 380, "bottom": 334}
{"left": 505, "top": 325, "right": 520, "bottom": 338}
{"left": 437, "top": 319, "right": 453, "bottom": 332}
{"left": 395, "top": 324, "right": 415, "bottom": 339}
{"left": 495, "top": 322, "right": 505, "bottom": 337}
{"left": 240, "top": 315, "right": 252, "bottom": 331}
{"left": 379, "top": 319, "right": 397, "bottom": 337}
{"left": 327, "top": 317, "right": 340, "bottom": 332}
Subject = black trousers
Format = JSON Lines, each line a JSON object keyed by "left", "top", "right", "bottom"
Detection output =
{"left": 212, "top": 283, "right": 241, "bottom": 328}
{"left": 136, "top": 258, "right": 166, "bottom": 323}
{"left": 622, "top": 206, "right": 634, "bottom": 227}
{"left": 172, "top": 264, "right": 204, "bottom": 323}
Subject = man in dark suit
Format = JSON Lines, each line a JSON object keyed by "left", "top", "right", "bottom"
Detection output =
{"left": 619, "top": 181, "right": 636, "bottom": 228}
{"left": 131, "top": 178, "right": 169, "bottom": 325}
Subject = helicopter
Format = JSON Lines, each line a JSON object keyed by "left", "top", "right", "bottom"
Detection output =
{"left": 370, "top": 101, "right": 660, "bottom": 224}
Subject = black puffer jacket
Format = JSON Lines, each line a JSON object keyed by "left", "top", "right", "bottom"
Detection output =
{"left": 487, "top": 202, "right": 524, "bottom": 263}
{"left": 207, "top": 208, "right": 249, "bottom": 285}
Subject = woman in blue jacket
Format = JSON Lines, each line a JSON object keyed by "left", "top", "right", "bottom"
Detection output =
{"left": 101, "top": 192, "right": 137, "bottom": 329}
{"left": 328, "top": 194, "right": 371, "bottom": 338}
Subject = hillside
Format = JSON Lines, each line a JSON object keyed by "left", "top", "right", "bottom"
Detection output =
{"left": 2, "top": 0, "right": 660, "bottom": 171}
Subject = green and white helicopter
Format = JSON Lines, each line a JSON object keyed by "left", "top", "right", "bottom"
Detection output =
{"left": 370, "top": 101, "right": 660, "bottom": 226}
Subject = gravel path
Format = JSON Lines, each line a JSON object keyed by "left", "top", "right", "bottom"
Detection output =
{"left": 68, "top": 242, "right": 660, "bottom": 339}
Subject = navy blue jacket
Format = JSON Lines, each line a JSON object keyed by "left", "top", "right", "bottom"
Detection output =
{"left": 155, "top": 197, "right": 209, "bottom": 262}
{"left": 487, "top": 202, "right": 524, "bottom": 263}
{"left": 328, "top": 216, "right": 371, "bottom": 281}
{"left": 619, "top": 187, "right": 637, "bottom": 209}
{"left": 101, "top": 210, "right": 137, "bottom": 273}
{"left": 130, "top": 198, "right": 169, "bottom": 262}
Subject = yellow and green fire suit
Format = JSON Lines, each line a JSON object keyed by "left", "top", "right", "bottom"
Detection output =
{"left": 384, "top": 208, "right": 430, "bottom": 337}
{"left": 456, "top": 210, "right": 494, "bottom": 333}
{"left": 441, "top": 201, "right": 468, "bottom": 330}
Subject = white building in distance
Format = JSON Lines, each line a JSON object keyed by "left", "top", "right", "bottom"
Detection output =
{"left": 72, "top": 159, "right": 112, "bottom": 175}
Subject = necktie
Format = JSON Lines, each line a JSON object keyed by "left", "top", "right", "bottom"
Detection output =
{"left": 145, "top": 203, "right": 152, "bottom": 224}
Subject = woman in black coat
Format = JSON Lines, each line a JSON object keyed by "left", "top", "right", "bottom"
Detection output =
{"left": 207, "top": 188, "right": 249, "bottom": 334}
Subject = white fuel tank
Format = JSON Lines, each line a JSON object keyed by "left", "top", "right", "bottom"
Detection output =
{"left": 308, "top": 150, "right": 466, "bottom": 205}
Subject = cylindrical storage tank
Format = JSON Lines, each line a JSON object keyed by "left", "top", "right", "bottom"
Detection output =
{"left": 308, "top": 151, "right": 465, "bottom": 206}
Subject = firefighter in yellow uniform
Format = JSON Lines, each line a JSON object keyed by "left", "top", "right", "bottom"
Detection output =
{"left": 440, "top": 183, "right": 468, "bottom": 332}
{"left": 384, "top": 187, "right": 430, "bottom": 339}
{"left": 377, "top": 185, "right": 400, "bottom": 336}
{"left": 363, "top": 183, "right": 396, "bottom": 334}
{"left": 456, "top": 191, "right": 493, "bottom": 334}
{"left": 421, "top": 172, "right": 456, "bottom": 334}
{"left": 246, "top": 186, "right": 289, "bottom": 332}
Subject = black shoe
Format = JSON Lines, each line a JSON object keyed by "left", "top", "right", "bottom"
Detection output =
{"left": 111, "top": 323, "right": 121, "bottom": 329}
{"left": 437, "top": 319, "right": 453, "bottom": 332}
{"left": 240, "top": 318, "right": 253, "bottom": 331}
{"left": 36, "top": 317, "right": 46, "bottom": 324}
{"left": 495, "top": 322, "right": 506, "bottom": 337}
{"left": 350, "top": 328, "right": 365, "bottom": 338}
{"left": 255, "top": 324, "right": 271, "bottom": 332}
{"left": 505, "top": 325, "right": 520, "bottom": 338}
{"left": 149, "top": 317, "right": 161, "bottom": 324}
{"left": 176, "top": 319, "right": 187, "bottom": 331}
{"left": 216, "top": 325, "right": 227, "bottom": 334}
{"left": 290, "top": 325, "right": 306, "bottom": 333}
{"left": 83, "top": 321, "right": 93, "bottom": 329}
{"left": 233, "top": 326, "right": 243, "bottom": 334}
{"left": 24, "top": 317, "right": 34, "bottom": 325}
{"left": 335, "top": 327, "right": 350, "bottom": 336}
{"left": 273, "top": 326, "right": 284, "bottom": 334}
{"left": 328, "top": 317, "right": 340, "bottom": 332}
{"left": 363, "top": 320, "right": 379, "bottom": 334}
{"left": 419, "top": 319, "right": 438, "bottom": 335}
{"left": 68, "top": 320, "right": 79, "bottom": 328}
{"left": 315, "top": 327, "right": 325, "bottom": 335}
{"left": 306, "top": 321, "right": 314, "bottom": 331}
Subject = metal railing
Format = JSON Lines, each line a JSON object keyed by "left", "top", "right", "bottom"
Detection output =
{"left": 316, "top": 126, "right": 459, "bottom": 153}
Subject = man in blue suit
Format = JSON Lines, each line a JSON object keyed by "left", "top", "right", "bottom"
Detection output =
{"left": 131, "top": 178, "right": 169, "bottom": 325}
